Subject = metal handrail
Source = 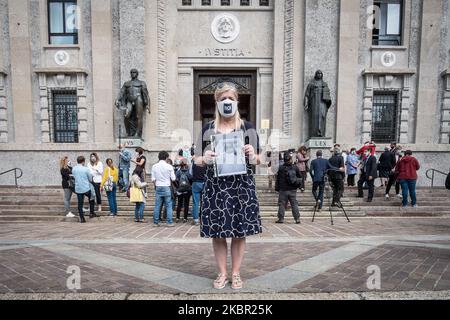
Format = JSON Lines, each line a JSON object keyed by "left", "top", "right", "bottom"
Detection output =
{"left": 0, "top": 168, "right": 23, "bottom": 188}
{"left": 425, "top": 168, "right": 448, "bottom": 188}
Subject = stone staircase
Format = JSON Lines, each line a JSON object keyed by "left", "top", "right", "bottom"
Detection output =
{"left": 0, "top": 175, "right": 448, "bottom": 223}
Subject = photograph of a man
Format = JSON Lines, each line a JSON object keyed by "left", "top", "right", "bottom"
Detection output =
{"left": 212, "top": 131, "right": 247, "bottom": 177}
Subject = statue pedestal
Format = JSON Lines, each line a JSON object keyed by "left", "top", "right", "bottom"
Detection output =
{"left": 117, "top": 138, "right": 143, "bottom": 148}
{"left": 305, "top": 137, "right": 333, "bottom": 159}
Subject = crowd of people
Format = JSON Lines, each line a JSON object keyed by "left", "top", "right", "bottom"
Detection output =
{"left": 59, "top": 145, "right": 206, "bottom": 226}
{"left": 270, "top": 141, "right": 421, "bottom": 223}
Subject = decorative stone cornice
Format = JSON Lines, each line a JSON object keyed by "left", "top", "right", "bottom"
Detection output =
{"left": 34, "top": 68, "right": 89, "bottom": 75}
{"left": 362, "top": 68, "right": 416, "bottom": 75}
{"left": 442, "top": 69, "right": 450, "bottom": 76}
{"left": 0, "top": 69, "right": 7, "bottom": 76}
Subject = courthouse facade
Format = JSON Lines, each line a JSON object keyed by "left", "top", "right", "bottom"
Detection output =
{"left": 0, "top": 0, "right": 449, "bottom": 185}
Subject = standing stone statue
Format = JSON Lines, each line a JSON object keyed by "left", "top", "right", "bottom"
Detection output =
{"left": 115, "top": 69, "right": 150, "bottom": 138}
{"left": 304, "top": 70, "right": 332, "bottom": 138}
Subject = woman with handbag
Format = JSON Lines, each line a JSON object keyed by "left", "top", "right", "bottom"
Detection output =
{"left": 130, "top": 166, "right": 148, "bottom": 223}
{"left": 101, "top": 158, "right": 119, "bottom": 216}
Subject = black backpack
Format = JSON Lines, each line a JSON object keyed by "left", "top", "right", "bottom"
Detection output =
{"left": 286, "top": 167, "right": 302, "bottom": 188}
{"left": 445, "top": 172, "right": 450, "bottom": 190}
{"left": 178, "top": 171, "right": 192, "bottom": 193}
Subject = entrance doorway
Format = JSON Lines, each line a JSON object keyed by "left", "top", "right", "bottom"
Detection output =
{"left": 194, "top": 70, "right": 257, "bottom": 136}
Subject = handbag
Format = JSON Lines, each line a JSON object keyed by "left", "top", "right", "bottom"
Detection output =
{"left": 68, "top": 175, "right": 75, "bottom": 191}
{"left": 103, "top": 167, "right": 114, "bottom": 192}
{"left": 129, "top": 186, "right": 143, "bottom": 203}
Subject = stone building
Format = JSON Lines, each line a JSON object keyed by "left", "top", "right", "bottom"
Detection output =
{"left": 0, "top": 0, "right": 449, "bottom": 186}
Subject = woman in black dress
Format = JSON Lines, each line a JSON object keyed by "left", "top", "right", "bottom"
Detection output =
{"left": 195, "top": 83, "right": 262, "bottom": 290}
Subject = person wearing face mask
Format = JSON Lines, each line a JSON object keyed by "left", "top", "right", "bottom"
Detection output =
{"left": 194, "top": 83, "right": 262, "bottom": 291}
{"left": 87, "top": 152, "right": 103, "bottom": 212}
{"left": 357, "top": 148, "right": 378, "bottom": 202}
{"left": 345, "top": 148, "right": 359, "bottom": 186}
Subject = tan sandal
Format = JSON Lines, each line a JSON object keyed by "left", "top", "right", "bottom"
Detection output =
{"left": 231, "top": 274, "right": 243, "bottom": 290}
{"left": 213, "top": 273, "right": 229, "bottom": 290}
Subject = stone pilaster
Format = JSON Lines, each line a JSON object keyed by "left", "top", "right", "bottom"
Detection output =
{"left": 91, "top": 0, "right": 114, "bottom": 143}
{"left": 336, "top": 0, "right": 360, "bottom": 145}
{"left": 415, "top": 0, "right": 443, "bottom": 144}
{"left": 0, "top": 70, "right": 7, "bottom": 143}
{"left": 9, "top": 0, "right": 34, "bottom": 143}
{"left": 440, "top": 70, "right": 450, "bottom": 143}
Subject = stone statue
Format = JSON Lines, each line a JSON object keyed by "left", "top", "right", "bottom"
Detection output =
{"left": 304, "top": 70, "right": 332, "bottom": 138}
{"left": 115, "top": 69, "right": 150, "bottom": 138}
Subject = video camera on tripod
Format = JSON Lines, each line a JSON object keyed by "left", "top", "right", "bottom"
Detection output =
{"left": 311, "top": 167, "right": 350, "bottom": 225}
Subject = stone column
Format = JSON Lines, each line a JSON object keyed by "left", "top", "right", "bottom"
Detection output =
{"left": 415, "top": 0, "right": 443, "bottom": 144}
{"left": 362, "top": 74, "right": 374, "bottom": 143}
{"left": 8, "top": 0, "right": 34, "bottom": 143}
{"left": 271, "top": 0, "right": 284, "bottom": 137}
{"left": 441, "top": 70, "right": 450, "bottom": 143}
{"left": 399, "top": 74, "right": 413, "bottom": 144}
{"left": 37, "top": 73, "right": 49, "bottom": 143}
{"left": 0, "top": 70, "right": 7, "bottom": 143}
{"left": 336, "top": 0, "right": 360, "bottom": 145}
{"left": 91, "top": 0, "right": 114, "bottom": 143}
{"left": 77, "top": 72, "right": 88, "bottom": 143}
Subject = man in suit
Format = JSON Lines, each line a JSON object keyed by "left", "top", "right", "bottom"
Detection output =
{"left": 309, "top": 150, "right": 329, "bottom": 211}
{"left": 357, "top": 147, "right": 378, "bottom": 202}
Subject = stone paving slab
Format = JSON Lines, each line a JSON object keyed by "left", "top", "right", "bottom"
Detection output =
{"left": 0, "top": 246, "right": 178, "bottom": 294}
{"left": 292, "top": 244, "right": 450, "bottom": 293}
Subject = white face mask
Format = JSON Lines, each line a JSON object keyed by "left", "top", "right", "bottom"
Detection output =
{"left": 217, "top": 99, "right": 238, "bottom": 118}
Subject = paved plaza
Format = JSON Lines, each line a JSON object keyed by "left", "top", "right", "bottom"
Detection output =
{"left": 0, "top": 217, "right": 449, "bottom": 300}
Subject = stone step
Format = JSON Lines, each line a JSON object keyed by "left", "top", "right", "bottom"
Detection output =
{"left": 0, "top": 211, "right": 447, "bottom": 223}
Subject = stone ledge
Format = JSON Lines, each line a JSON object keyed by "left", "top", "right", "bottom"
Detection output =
{"left": 34, "top": 68, "right": 89, "bottom": 75}
{"left": 370, "top": 45, "right": 408, "bottom": 51}
{"left": 42, "top": 45, "right": 80, "bottom": 50}
{"left": 362, "top": 68, "right": 416, "bottom": 75}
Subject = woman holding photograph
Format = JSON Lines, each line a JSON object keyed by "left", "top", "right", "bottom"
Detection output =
{"left": 195, "top": 83, "right": 262, "bottom": 290}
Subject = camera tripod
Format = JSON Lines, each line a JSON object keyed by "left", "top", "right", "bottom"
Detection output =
{"left": 311, "top": 175, "right": 350, "bottom": 225}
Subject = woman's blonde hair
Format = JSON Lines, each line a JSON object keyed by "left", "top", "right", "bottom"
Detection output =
{"left": 214, "top": 83, "right": 243, "bottom": 132}
{"left": 60, "top": 156, "right": 68, "bottom": 170}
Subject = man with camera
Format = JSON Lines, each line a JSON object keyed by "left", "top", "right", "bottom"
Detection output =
{"left": 275, "top": 152, "right": 301, "bottom": 224}
{"left": 327, "top": 147, "right": 346, "bottom": 207}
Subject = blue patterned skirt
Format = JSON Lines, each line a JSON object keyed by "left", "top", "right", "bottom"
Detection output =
{"left": 200, "top": 166, "right": 262, "bottom": 238}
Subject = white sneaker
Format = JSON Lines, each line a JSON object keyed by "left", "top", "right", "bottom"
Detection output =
{"left": 66, "top": 212, "right": 75, "bottom": 218}
{"left": 83, "top": 208, "right": 88, "bottom": 212}
{"left": 385, "top": 194, "right": 389, "bottom": 199}
{"left": 396, "top": 194, "right": 402, "bottom": 199}
{"left": 413, "top": 204, "right": 418, "bottom": 208}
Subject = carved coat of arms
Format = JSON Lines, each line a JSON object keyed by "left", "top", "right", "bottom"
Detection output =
{"left": 211, "top": 13, "right": 240, "bottom": 43}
